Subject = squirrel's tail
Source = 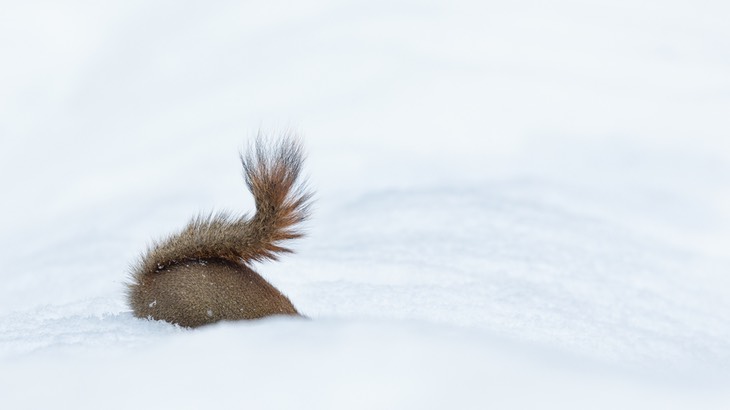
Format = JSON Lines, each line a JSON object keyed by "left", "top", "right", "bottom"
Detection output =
{"left": 133, "top": 135, "right": 312, "bottom": 277}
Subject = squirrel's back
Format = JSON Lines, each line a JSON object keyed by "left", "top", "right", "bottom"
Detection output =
{"left": 127, "top": 136, "right": 312, "bottom": 327}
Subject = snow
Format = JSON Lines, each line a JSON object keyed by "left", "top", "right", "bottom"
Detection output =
{"left": 1, "top": 0, "right": 729, "bottom": 408}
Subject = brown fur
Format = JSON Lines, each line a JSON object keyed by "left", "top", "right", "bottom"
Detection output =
{"left": 127, "top": 135, "right": 312, "bottom": 327}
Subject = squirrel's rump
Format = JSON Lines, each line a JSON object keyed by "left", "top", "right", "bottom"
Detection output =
{"left": 126, "top": 135, "right": 311, "bottom": 327}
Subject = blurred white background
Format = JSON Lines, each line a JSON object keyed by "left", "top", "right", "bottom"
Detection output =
{"left": 1, "top": 1, "right": 729, "bottom": 408}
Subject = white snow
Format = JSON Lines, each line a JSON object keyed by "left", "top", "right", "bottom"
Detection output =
{"left": 1, "top": 0, "right": 729, "bottom": 408}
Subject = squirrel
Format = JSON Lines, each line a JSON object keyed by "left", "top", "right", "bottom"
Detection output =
{"left": 126, "top": 135, "right": 312, "bottom": 328}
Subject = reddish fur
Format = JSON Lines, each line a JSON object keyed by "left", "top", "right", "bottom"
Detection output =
{"left": 127, "top": 135, "right": 312, "bottom": 327}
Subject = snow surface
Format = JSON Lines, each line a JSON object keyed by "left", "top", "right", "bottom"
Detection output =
{"left": 1, "top": 0, "right": 730, "bottom": 408}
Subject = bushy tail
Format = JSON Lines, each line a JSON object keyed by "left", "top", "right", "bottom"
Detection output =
{"left": 134, "top": 135, "right": 312, "bottom": 276}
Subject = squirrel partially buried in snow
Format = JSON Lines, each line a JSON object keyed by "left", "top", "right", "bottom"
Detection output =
{"left": 127, "top": 136, "right": 312, "bottom": 328}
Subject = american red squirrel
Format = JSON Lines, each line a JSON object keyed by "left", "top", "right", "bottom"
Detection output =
{"left": 127, "top": 136, "right": 311, "bottom": 327}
